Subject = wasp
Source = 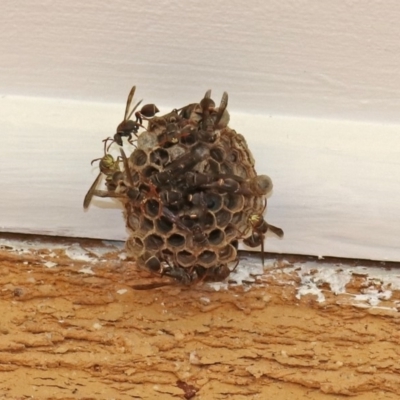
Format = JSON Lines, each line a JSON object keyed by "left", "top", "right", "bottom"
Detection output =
{"left": 161, "top": 206, "right": 192, "bottom": 233}
{"left": 184, "top": 171, "right": 214, "bottom": 188}
{"left": 197, "top": 264, "right": 233, "bottom": 282}
{"left": 175, "top": 89, "right": 213, "bottom": 125}
{"left": 83, "top": 154, "right": 122, "bottom": 209}
{"left": 159, "top": 189, "right": 184, "bottom": 208}
{"left": 183, "top": 170, "right": 239, "bottom": 192}
{"left": 175, "top": 90, "right": 212, "bottom": 121}
{"left": 157, "top": 122, "right": 180, "bottom": 147}
{"left": 243, "top": 200, "right": 284, "bottom": 266}
{"left": 185, "top": 192, "right": 210, "bottom": 221}
{"left": 198, "top": 176, "right": 242, "bottom": 195}
{"left": 198, "top": 89, "right": 215, "bottom": 131}
{"left": 130, "top": 263, "right": 232, "bottom": 289}
{"left": 244, "top": 175, "right": 273, "bottom": 196}
{"left": 198, "top": 91, "right": 229, "bottom": 137}
{"left": 198, "top": 174, "right": 273, "bottom": 197}
{"left": 83, "top": 139, "right": 124, "bottom": 209}
{"left": 177, "top": 90, "right": 229, "bottom": 144}
{"left": 131, "top": 256, "right": 234, "bottom": 289}
{"left": 213, "top": 92, "right": 230, "bottom": 129}
{"left": 162, "top": 203, "right": 209, "bottom": 245}
{"left": 191, "top": 224, "right": 208, "bottom": 245}
{"left": 113, "top": 86, "right": 159, "bottom": 146}
{"left": 131, "top": 269, "right": 196, "bottom": 290}
{"left": 176, "top": 103, "right": 197, "bottom": 120}
{"left": 132, "top": 254, "right": 198, "bottom": 288}
{"left": 130, "top": 254, "right": 173, "bottom": 290}
{"left": 150, "top": 143, "right": 210, "bottom": 187}
{"left": 162, "top": 265, "right": 197, "bottom": 285}
{"left": 158, "top": 123, "right": 197, "bottom": 147}
{"left": 84, "top": 147, "right": 142, "bottom": 209}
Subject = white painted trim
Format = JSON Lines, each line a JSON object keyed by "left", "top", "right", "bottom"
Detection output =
{"left": 2, "top": 95, "right": 400, "bottom": 261}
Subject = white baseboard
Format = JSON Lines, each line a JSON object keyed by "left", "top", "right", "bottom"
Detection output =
{"left": 2, "top": 95, "right": 400, "bottom": 261}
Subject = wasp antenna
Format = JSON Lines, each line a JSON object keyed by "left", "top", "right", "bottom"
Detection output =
{"left": 102, "top": 137, "right": 114, "bottom": 153}
{"left": 106, "top": 140, "right": 116, "bottom": 152}
{"left": 90, "top": 157, "right": 102, "bottom": 166}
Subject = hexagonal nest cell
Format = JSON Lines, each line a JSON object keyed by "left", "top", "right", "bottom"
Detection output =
{"left": 84, "top": 87, "right": 283, "bottom": 285}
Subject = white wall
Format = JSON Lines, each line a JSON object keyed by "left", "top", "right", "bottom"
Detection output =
{"left": 1, "top": 1, "right": 400, "bottom": 261}
{"left": 2, "top": 0, "right": 400, "bottom": 122}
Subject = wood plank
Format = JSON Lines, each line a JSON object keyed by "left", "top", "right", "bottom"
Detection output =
{"left": 0, "top": 235, "right": 399, "bottom": 399}
{"left": 2, "top": 95, "right": 400, "bottom": 261}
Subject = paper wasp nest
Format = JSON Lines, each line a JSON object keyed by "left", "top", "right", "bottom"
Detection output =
{"left": 85, "top": 88, "right": 283, "bottom": 285}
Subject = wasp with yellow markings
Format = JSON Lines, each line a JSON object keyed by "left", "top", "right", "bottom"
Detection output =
{"left": 243, "top": 200, "right": 284, "bottom": 266}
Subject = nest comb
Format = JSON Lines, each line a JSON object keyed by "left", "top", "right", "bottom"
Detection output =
{"left": 84, "top": 87, "right": 283, "bottom": 285}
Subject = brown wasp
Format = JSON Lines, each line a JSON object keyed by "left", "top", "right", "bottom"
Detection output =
{"left": 199, "top": 90, "right": 229, "bottom": 133}
{"left": 130, "top": 265, "right": 227, "bottom": 290}
{"left": 161, "top": 206, "right": 192, "bottom": 233}
{"left": 243, "top": 200, "right": 284, "bottom": 266}
{"left": 183, "top": 171, "right": 242, "bottom": 194}
{"left": 191, "top": 224, "right": 208, "bottom": 245}
{"left": 162, "top": 265, "right": 197, "bottom": 286}
{"left": 175, "top": 89, "right": 213, "bottom": 124}
{"left": 177, "top": 103, "right": 197, "bottom": 120}
{"left": 157, "top": 122, "right": 180, "bottom": 147}
{"left": 131, "top": 261, "right": 235, "bottom": 290}
{"left": 113, "top": 86, "right": 159, "bottom": 146}
{"left": 184, "top": 171, "right": 214, "bottom": 188}
{"left": 159, "top": 189, "right": 184, "bottom": 208}
{"left": 244, "top": 175, "right": 273, "bottom": 196}
{"left": 162, "top": 202, "right": 209, "bottom": 246}
{"left": 132, "top": 255, "right": 197, "bottom": 289}
{"left": 131, "top": 255, "right": 235, "bottom": 290}
{"left": 198, "top": 174, "right": 273, "bottom": 197}
{"left": 150, "top": 143, "right": 210, "bottom": 187}
{"left": 198, "top": 89, "right": 215, "bottom": 130}
{"left": 198, "top": 176, "right": 242, "bottom": 195}
{"left": 197, "top": 263, "right": 234, "bottom": 282}
{"left": 175, "top": 95, "right": 206, "bottom": 121}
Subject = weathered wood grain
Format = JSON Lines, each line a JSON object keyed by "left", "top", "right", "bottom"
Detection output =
{"left": 0, "top": 236, "right": 399, "bottom": 399}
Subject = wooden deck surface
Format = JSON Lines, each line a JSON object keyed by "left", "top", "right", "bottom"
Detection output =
{"left": 0, "top": 234, "right": 399, "bottom": 399}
